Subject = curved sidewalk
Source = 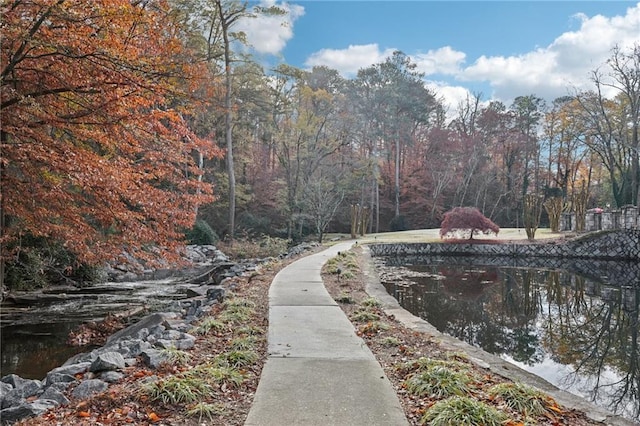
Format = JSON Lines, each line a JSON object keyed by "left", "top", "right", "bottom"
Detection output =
{"left": 245, "top": 242, "right": 408, "bottom": 426}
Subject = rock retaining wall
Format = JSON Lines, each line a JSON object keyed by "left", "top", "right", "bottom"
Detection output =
{"left": 369, "top": 230, "right": 640, "bottom": 261}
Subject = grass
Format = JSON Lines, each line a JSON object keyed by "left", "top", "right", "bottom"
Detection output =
{"left": 325, "top": 250, "right": 359, "bottom": 277}
{"left": 235, "top": 325, "right": 264, "bottom": 336}
{"left": 404, "top": 365, "right": 474, "bottom": 398}
{"left": 230, "top": 335, "right": 258, "bottom": 350}
{"left": 488, "top": 382, "right": 556, "bottom": 417}
{"left": 361, "top": 296, "right": 382, "bottom": 307}
{"left": 189, "top": 364, "right": 245, "bottom": 387}
{"left": 186, "top": 402, "right": 226, "bottom": 422}
{"left": 214, "top": 350, "right": 259, "bottom": 368}
{"left": 335, "top": 292, "right": 355, "bottom": 304}
{"left": 402, "top": 356, "right": 471, "bottom": 374}
{"left": 159, "top": 346, "right": 192, "bottom": 366}
{"left": 378, "top": 336, "right": 402, "bottom": 347}
{"left": 192, "top": 317, "right": 226, "bottom": 335}
{"left": 142, "top": 375, "right": 211, "bottom": 405}
{"left": 351, "top": 309, "right": 380, "bottom": 322}
{"left": 358, "top": 320, "right": 389, "bottom": 334}
{"left": 421, "top": 396, "right": 510, "bottom": 426}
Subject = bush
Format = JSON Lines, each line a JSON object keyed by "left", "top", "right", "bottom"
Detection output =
{"left": 389, "top": 215, "right": 409, "bottom": 232}
{"left": 186, "top": 219, "right": 219, "bottom": 245}
{"left": 236, "top": 211, "right": 272, "bottom": 236}
{"left": 3, "top": 235, "right": 102, "bottom": 290}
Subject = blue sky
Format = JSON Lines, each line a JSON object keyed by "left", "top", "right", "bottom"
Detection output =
{"left": 238, "top": 1, "right": 640, "bottom": 111}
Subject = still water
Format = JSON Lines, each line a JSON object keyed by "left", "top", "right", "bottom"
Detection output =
{"left": 376, "top": 255, "right": 639, "bottom": 422}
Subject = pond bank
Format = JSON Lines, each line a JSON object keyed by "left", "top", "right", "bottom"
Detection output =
{"left": 360, "top": 238, "right": 638, "bottom": 425}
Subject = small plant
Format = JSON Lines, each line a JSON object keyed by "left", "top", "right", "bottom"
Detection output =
{"left": 488, "top": 382, "right": 555, "bottom": 417}
{"left": 340, "top": 270, "right": 355, "bottom": 279}
{"left": 223, "top": 297, "right": 256, "bottom": 309}
{"left": 159, "top": 346, "right": 192, "bottom": 366}
{"left": 192, "top": 317, "right": 226, "bottom": 335}
{"left": 362, "top": 297, "right": 382, "bottom": 307}
{"left": 186, "top": 402, "right": 225, "bottom": 422}
{"left": 189, "top": 364, "right": 245, "bottom": 387}
{"left": 335, "top": 292, "right": 355, "bottom": 304}
{"left": 230, "top": 336, "right": 258, "bottom": 350}
{"left": 219, "top": 309, "right": 251, "bottom": 324}
{"left": 403, "top": 357, "right": 471, "bottom": 374}
{"left": 359, "top": 321, "right": 389, "bottom": 334}
{"left": 421, "top": 396, "right": 510, "bottom": 426}
{"left": 214, "top": 350, "right": 259, "bottom": 368}
{"left": 379, "top": 336, "right": 401, "bottom": 347}
{"left": 142, "top": 375, "right": 211, "bottom": 405}
{"left": 219, "top": 298, "right": 255, "bottom": 324}
{"left": 404, "top": 366, "right": 473, "bottom": 398}
{"left": 235, "top": 325, "right": 264, "bottom": 336}
{"left": 351, "top": 309, "right": 380, "bottom": 322}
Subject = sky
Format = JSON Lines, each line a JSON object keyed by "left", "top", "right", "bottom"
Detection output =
{"left": 235, "top": 0, "right": 640, "bottom": 114}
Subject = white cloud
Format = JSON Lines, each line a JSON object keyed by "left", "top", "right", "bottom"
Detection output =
{"left": 412, "top": 46, "right": 466, "bottom": 76}
{"left": 237, "top": 1, "right": 305, "bottom": 55}
{"left": 304, "top": 44, "right": 397, "bottom": 76}
{"left": 459, "top": 3, "right": 640, "bottom": 103}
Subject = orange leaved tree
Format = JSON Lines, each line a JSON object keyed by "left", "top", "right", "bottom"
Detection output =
{"left": 1, "top": 0, "right": 221, "bottom": 279}
{"left": 440, "top": 207, "right": 500, "bottom": 240}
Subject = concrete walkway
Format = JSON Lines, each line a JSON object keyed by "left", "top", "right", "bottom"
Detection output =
{"left": 245, "top": 242, "right": 408, "bottom": 426}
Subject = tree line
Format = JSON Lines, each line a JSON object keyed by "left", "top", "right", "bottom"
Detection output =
{"left": 1, "top": 0, "right": 639, "bottom": 286}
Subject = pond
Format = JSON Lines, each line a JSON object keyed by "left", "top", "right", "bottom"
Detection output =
{"left": 376, "top": 255, "right": 640, "bottom": 423}
{"left": 0, "top": 279, "right": 196, "bottom": 379}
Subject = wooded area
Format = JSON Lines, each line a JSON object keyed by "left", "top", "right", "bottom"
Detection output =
{"left": 2, "top": 0, "right": 639, "bottom": 286}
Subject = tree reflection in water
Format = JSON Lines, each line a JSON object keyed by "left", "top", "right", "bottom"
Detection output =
{"left": 377, "top": 256, "right": 639, "bottom": 422}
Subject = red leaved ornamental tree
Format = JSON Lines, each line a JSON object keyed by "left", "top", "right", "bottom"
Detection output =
{"left": 440, "top": 207, "right": 500, "bottom": 240}
{"left": 1, "top": 0, "right": 221, "bottom": 272}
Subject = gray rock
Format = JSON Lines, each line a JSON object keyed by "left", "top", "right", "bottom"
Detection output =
{"left": 160, "top": 329, "right": 182, "bottom": 340}
{"left": 185, "top": 286, "right": 208, "bottom": 298}
{"left": 71, "top": 379, "right": 108, "bottom": 399}
{"left": 120, "top": 339, "right": 152, "bottom": 357}
{"left": 62, "top": 351, "right": 93, "bottom": 366}
{"left": 48, "top": 362, "right": 91, "bottom": 377}
{"left": 0, "top": 399, "right": 56, "bottom": 423}
{"left": 124, "top": 358, "right": 138, "bottom": 367}
{"left": 90, "top": 352, "right": 126, "bottom": 372}
{"left": 0, "top": 374, "right": 37, "bottom": 390}
{"left": 43, "top": 373, "right": 78, "bottom": 387}
{"left": 0, "top": 381, "right": 13, "bottom": 398}
{"left": 100, "top": 371, "right": 124, "bottom": 383}
{"left": 140, "top": 349, "right": 169, "bottom": 369}
{"left": 175, "top": 335, "right": 196, "bottom": 350}
{"left": 38, "top": 387, "right": 70, "bottom": 406}
{"left": 106, "top": 313, "right": 168, "bottom": 345}
{"left": 206, "top": 286, "right": 225, "bottom": 302}
{"left": 7, "top": 378, "right": 41, "bottom": 398}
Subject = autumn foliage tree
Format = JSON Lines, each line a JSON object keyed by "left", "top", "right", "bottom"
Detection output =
{"left": 1, "top": 0, "right": 220, "bottom": 282}
{"left": 439, "top": 207, "right": 500, "bottom": 240}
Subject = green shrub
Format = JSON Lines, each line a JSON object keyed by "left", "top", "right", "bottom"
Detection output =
{"left": 488, "top": 382, "right": 554, "bottom": 416}
{"left": 142, "top": 375, "right": 211, "bottom": 405}
{"left": 335, "top": 293, "right": 355, "bottom": 304}
{"left": 186, "top": 402, "right": 225, "bottom": 421}
{"left": 389, "top": 215, "right": 408, "bottom": 232}
{"left": 421, "top": 396, "right": 510, "bottom": 426}
{"left": 213, "top": 350, "right": 259, "bottom": 368}
{"left": 3, "top": 235, "right": 102, "bottom": 290}
{"left": 351, "top": 309, "right": 380, "bottom": 322}
{"left": 404, "top": 366, "right": 472, "bottom": 398}
{"left": 185, "top": 219, "right": 219, "bottom": 245}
